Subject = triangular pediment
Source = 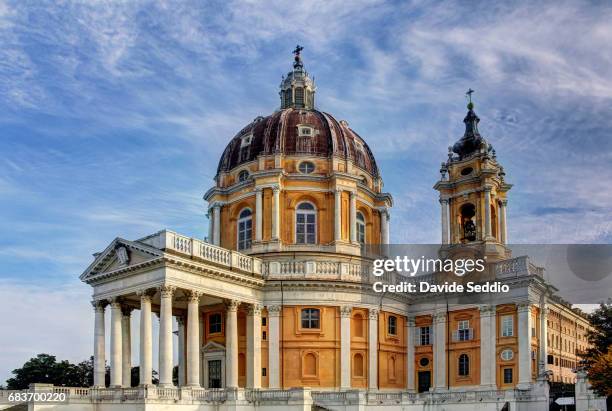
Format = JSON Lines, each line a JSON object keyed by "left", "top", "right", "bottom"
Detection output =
{"left": 201, "top": 341, "right": 226, "bottom": 352}
{"left": 80, "top": 237, "right": 164, "bottom": 282}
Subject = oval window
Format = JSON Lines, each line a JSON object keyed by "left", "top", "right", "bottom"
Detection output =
{"left": 460, "top": 167, "right": 473, "bottom": 176}
{"left": 238, "top": 170, "right": 249, "bottom": 182}
{"left": 419, "top": 357, "right": 429, "bottom": 367}
{"left": 299, "top": 161, "right": 315, "bottom": 174}
{"left": 501, "top": 349, "right": 514, "bottom": 361}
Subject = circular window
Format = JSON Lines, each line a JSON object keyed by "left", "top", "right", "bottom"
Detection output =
{"left": 298, "top": 161, "right": 315, "bottom": 174}
{"left": 238, "top": 170, "right": 249, "bottom": 182}
{"left": 500, "top": 349, "right": 514, "bottom": 361}
{"left": 460, "top": 167, "right": 473, "bottom": 176}
{"left": 419, "top": 357, "right": 429, "bottom": 367}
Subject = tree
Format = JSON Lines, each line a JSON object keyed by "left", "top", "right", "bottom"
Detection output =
{"left": 6, "top": 355, "right": 105, "bottom": 389}
{"left": 579, "top": 300, "right": 612, "bottom": 397}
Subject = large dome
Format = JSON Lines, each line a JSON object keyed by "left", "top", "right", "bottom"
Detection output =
{"left": 216, "top": 107, "right": 380, "bottom": 177}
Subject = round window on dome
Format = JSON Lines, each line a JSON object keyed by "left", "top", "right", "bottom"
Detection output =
{"left": 500, "top": 349, "right": 514, "bottom": 361}
{"left": 238, "top": 170, "right": 249, "bottom": 182}
{"left": 298, "top": 161, "right": 315, "bottom": 174}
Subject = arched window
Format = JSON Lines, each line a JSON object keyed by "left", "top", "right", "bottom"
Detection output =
{"left": 356, "top": 212, "right": 366, "bottom": 244}
{"left": 296, "top": 202, "right": 316, "bottom": 244}
{"left": 352, "top": 313, "right": 364, "bottom": 338}
{"left": 458, "top": 354, "right": 470, "bottom": 376}
{"left": 303, "top": 352, "right": 317, "bottom": 376}
{"left": 238, "top": 170, "right": 249, "bottom": 182}
{"left": 237, "top": 208, "right": 252, "bottom": 250}
{"left": 460, "top": 203, "right": 477, "bottom": 242}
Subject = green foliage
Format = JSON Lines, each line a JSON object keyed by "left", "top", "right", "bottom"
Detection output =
{"left": 579, "top": 300, "right": 612, "bottom": 397}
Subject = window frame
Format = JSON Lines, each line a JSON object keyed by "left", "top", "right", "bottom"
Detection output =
{"left": 298, "top": 161, "right": 315, "bottom": 174}
{"left": 237, "top": 208, "right": 253, "bottom": 251}
{"left": 501, "top": 315, "right": 514, "bottom": 337}
{"left": 458, "top": 353, "right": 470, "bottom": 376}
{"left": 500, "top": 349, "right": 514, "bottom": 361}
{"left": 356, "top": 211, "right": 366, "bottom": 244}
{"left": 419, "top": 326, "right": 432, "bottom": 346}
{"left": 295, "top": 201, "right": 317, "bottom": 244}
{"left": 301, "top": 308, "right": 320, "bottom": 330}
{"left": 503, "top": 367, "right": 513, "bottom": 384}
{"left": 238, "top": 170, "right": 249, "bottom": 182}
{"left": 208, "top": 313, "right": 222, "bottom": 335}
{"left": 388, "top": 315, "right": 398, "bottom": 336}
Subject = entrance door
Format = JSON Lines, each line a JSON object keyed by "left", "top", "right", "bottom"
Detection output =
{"left": 208, "top": 360, "right": 222, "bottom": 388}
{"left": 418, "top": 371, "right": 431, "bottom": 393}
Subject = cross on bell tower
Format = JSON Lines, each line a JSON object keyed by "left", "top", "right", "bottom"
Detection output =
{"left": 434, "top": 91, "right": 512, "bottom": 261}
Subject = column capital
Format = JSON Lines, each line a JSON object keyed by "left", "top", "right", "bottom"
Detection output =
{"left": 433, "top": 311, "right": 447, "bottom": 324}
{"left": 225, "top": 299, "right": 241, "bottom": 312}
{"left": 334, "top": 187, "right": 343, "bottom": 194}
{"left": 255, "top": 187, "right": 263, "bottom": 193}
{"left": 272, "top": 185, "right": 280, "bottom": 193}
{"left": 479, "top": 304, "right": 496, "bottom": 316}
{"left": 340, "top": 305, "right": 352, "bottom": 318}
{"left": 439, "top": 198, "right": 449, "bottom": 205}
{"left": 349, "top": 190, "right": 356, "bottom": 198}
{"left": 368, "top": 308, "right": 379, "bottom": 320}
{"left": 267, "top": 305, "right": 282, "bottom": 317}
{"left": 500, "top": 199, "right": 508, "bottom": 206}
{"left": 185, "top": 290, "right": 203, "bottom": 303}
{"left": 136, "top": 288, "right": 155, "bottom": 301}
{"left": 91, "top": 299, "right": 108, "bottom": 311}
{"left": 517, "top": 302, "right": 531, "bottom": 313}
{"left": 248, "top": 304, "right": 263, "bottom": 316}
{"left": 406, "top": 316, "right": 416, "bottom": 327}
{"left": 158, "top": 285, "right": 176, "bottom": 298}
{"left": 108, "top": 297, "right": 123, "bottom": 309}
{"left": 483, "top": 186, "right": 492, "bottom": 193}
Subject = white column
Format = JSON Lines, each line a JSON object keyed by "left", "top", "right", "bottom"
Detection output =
{"left": 138, "top": 290, "right": 153, "bottom": 386}
{"left": 440, "top": 199, "right": 449, "bottom": 244}
{"left": 158, "top": 285, "right": 175, "bottom": 387}
{"left": 272, "top": 186, "right": 280, "bottom": 240}
{"left": 368, "top": 308, "right": 379, "bottom": 390}
{"left": 334, "top": 189, "right": 342, "bottom": 242}
{"left": 268, "top": 305, "right": 281, "bottom": 388}
{"left": 479, "top": 305, "right": 496, "bottom": 387}
{"left": 121, "top": 307, "right": 132, "bottom": 387}
{"left": 500, "top": 199, "right": 508, "bottom": 243}
{"left": 406, "top": 316, "right": 415, "bottom": 392}
{"left": 349, "top": 191, "right": 357, "bottom": 243}
{"left": 433, "top": 312, "right": 447, "bottom": 390}
{"left": 177, "top": 317, "right": 186, "bottom": 387}
{"left": 340, "top": 306, "right": 352, "bottom": 389}
{"left": 517, "top": 303, "right": 533, "bottom": 389}
{"left": 539, "top": 303, "right": 549, "bottom": 376}
{"left": 92, "top": 300, "right": 106, "bottom": 387}
{"left": 187, "top": 290, "right": 202, "bottom": 387}
{"left": 380, "top": 209, "right": 390, "bottom": 245}
{"left": 255, "top": 188, "right": 263, "bottom": 242}
{"left": 484, "top": 187, "right": 492, "bottom": 239}
{"left": 225, "top": 299, "right": 240, "bottom": 388}
{"left": 247, "top": 304, "right": 262, "bottom": 388}
{"left": 213, "top": 204, "right": 221, "bottom": 246}
{"left": 207, "top": 210, "right": 213, "bottom": 243}
{"left": 109, "top": 299, "right": 123, "bottom": 388}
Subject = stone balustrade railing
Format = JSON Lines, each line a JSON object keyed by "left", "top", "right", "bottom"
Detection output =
{"left": 139, "top": 230, "right": 262, "bottom": 277}
{"left": 263, "top": 260, "right": 371, "bottom": 283}
{"left": 494, "top": 256, "right": 544, "bottom": 279}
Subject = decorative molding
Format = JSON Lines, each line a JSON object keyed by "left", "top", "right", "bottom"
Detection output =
{"left": 267, "top": 305, "right": 282, "bottom": 316}
{"left": 340, "top": 305, "right": 353, "bottom": 318}
{"left": 225, "top": 299, "right": 241, "bottom": 312}
{"left": 368, "top": 308, "right": 379, "bottom": 320}
{"left": 248, "top": 304, "right": 263, "bottom": 316}
{"left": 136, "top": 289, "right": 155, "bottom": 302}
{"left": 186, "top": 290, "right": 203, "bottom": 303}
{"left": 433, "top": 312, "right": 447, "bottom": 323}
{"left": 91, "top": 299, "right": 107, "bottom": 311}
{"left": 158, "top": 285, "right": 176, "bottom": 298}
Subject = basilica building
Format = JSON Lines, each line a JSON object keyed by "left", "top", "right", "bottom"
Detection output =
{"left": 72, "top": 49, "right": 598, "bottom": 411}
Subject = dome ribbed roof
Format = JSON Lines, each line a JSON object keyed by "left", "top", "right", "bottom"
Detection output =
{"left": 216, "top": 108, "right": 380, "bottom": 177}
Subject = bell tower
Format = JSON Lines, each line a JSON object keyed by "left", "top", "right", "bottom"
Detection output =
{"left": 434, "top": 91, "right": 512, "bottom": 261}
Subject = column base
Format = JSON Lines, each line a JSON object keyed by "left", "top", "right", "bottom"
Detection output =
{"left": 157, "top": 383, "right": 176, "bottom": 388}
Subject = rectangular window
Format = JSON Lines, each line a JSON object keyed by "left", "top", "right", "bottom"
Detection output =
{"left": 548, "top": 355, "right": 554, "bottom": 365}
{"left": 501, "top": 315, "right": 514, "bottom": 337}
{"left": 262, "top": 331, "right": 267, "bottom": 340}
{"left": 262, "top": 317, "right": 267, "bottom": 326}
{"left": 503, "top": 368, "right": 513, "bottom": 384}
{"left": 456, "top": 320, "right": 472, "bottom": 341}
{"left": 209, "top": 313, "right": 222, "bottom": 334}
{"left": 419, "top": 326, "right": 431, "bottom": 346}
{"left": 388, "top": 316, "right": 397, "bottom": 335}
{"left": 301, "top": 308, "right": 320, "bottom": 329}
{"left": 262, "top": 368, "right": 267, "bottom": 377}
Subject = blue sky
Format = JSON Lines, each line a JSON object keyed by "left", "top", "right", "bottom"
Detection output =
{"left": 1, "top": 0, "right": 611, "bottom": 384}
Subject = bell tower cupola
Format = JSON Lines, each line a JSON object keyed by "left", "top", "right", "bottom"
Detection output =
{"left": 279, "top": 45, "right": 316, "bottom": 109}
{"left": 434, "top": 90, "right": 512, "bottom": 261}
